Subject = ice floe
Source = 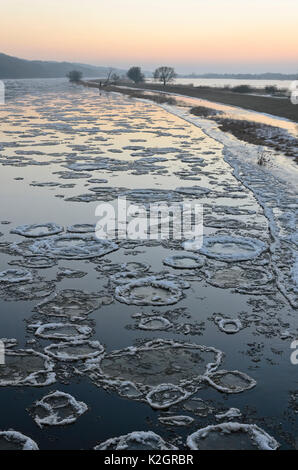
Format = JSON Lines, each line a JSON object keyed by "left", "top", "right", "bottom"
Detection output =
{"left": 9, "top": 256, "right": 57, "bottom": 269}
{"left": 185, "top": 235, "right": 267, "bottom": 262}
{"left": 11, "top": 223, "right": 64, "bottom": 238}
{"left": 0, "top": 431, "right": 39, "bottom": 450}
{"left": 163, "top": 254, "right": 205, "bottom": 269}
{"left": 16, "top": 234, "right": 118, "bottom": 259}
{"left": 56, "top": 267, "right": 87, "bottom": 280}
{"left": 0, "top": 349, "right": 56, "bottom": 386}
{"left": 0, "top": 269, "right": 33, "bottom": 284}
{"left": 66, "top": 224, "right": 96, "bottom": 233}
{"left": 115, "top": 276, "right": 184, "bottom": 306}
{"left": 214, "top": 316, "right": 242, "bottom": 334}
{"left": 206, "top": 265, "right": 273, "bottom": 292}
{"left": 29, "top": 391, "right": 88, "bottom": 428}
{"left": 138, "top": 316, "right": 172, "bottom": 331}
{"left": 121, "top": 261, "right": 150, "bottom": 273}
{"left": 34, "top": 289, "right": 102, "bottom": 321}
{"left": 32, "top": 323, "right": 93, "bottom": 341}
{"left": 175, "top": 186, "right": 211, "bottom": 197}
{"left": 117, "top": 381, "right": 143, "bottom": 399}
{"left": 0, "top": 338, "right": 18, "bottom": 349}
{"left": 146, "top": 384, "right": 192, "bottom": 409}
{"left": 158, "top": 415, "right": 194, "bottom": 426}
{"left": 94, "top": 431, "right": 178, "bottom": 450}
{"left": 187, "top": 422, "right": 279, "bottom": 450}
{"left": 215, "top": 408, "right": 242, "bottom": 420}
{"left": 121, "top": 188, "right": 182, "bottom": 204}
{"left": 44, "top": 340, "right": 104, "bottom": 361}
{"left": 80, "top": 339, "right": 223, "bottom": 408}
{"left": 183, "top": 398, "right": 213, "bottom": 417}
{"left": 2, "top": 278, "right": 55, "bottom": 301}
{"left": 204, "top": 370, "right": 256, "bottom": 393}
{"left": 109, "top": 271, "right": 146, "bottom": 286}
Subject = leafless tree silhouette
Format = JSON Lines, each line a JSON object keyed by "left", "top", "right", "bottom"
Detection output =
{"left": 154, "top": 66, "right": 176, "bottom": 86}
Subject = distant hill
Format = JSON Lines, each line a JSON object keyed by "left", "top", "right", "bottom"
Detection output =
{"left": 0, "top": 52, "right": 127, "bottom": 79}
{"left": 181, "top": 72, "right": 298, "bottom": 80}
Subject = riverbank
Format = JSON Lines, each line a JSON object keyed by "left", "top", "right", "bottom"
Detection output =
{"left": 82, "top": 81, "right": 298, "bottom": 164}
{"left": 86, "top": 80, "right": 298, "bottom": 123}
{"left": 189, "top": 106, "right": 298, "bottom": 162}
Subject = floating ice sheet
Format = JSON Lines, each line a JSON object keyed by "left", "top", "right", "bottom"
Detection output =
{"left": 158, "top": 415, "right": 195, "bottom": 426}
{"left": 163, "top": 254, "right": 205, "bottom": 269}
{"left": 0, "top": 269, "right": 33, "bottom": 284}
{"left": 206, "top": 265, "right": 273, "bottom": 291}
{"left": 2, "top": 278, "right": 55, "bottom": 301}
{"left": 11, "top": 223, "right": 64, "bottom": 238}
{"left": 185, "top": 235, "right": 267, "bottom": 262}
{"left": 94, "top": 431, "right": 178, "bottom": 450}
{"left": 44, "top": 340, "right": 104, "bottom": 362}
{"left": 67, "top": 224, "right": 96, "bottom": 233}
{"left": 115, "top": 276, "right": 184, "bottom": 306}
{"left": 175, "top": 186, "right": 211, "bottom": 197}
{"left": 56, "top": 267, "right": 87, "bottom": 280}
{"left": 214, "top": 316, "right": 242, "bottom": 334}
{"left": 9, "top": 256, "right": 57, "bottom": 269}
{"left": 187, "top": 422, "right": 279, "bottom": 450}
{"left": 183, "top": 398, "right": 213, "bottom": 417}
{"left": 121, "top": 261, "right": 150, "bottom": 273}
{"left": 32, "top": 323, "right": 93, "bottom": 341}
{"left": 204, "top": 370, "right": 256, "bottom": 393}
{"left": 215, "top": 408, "right": 242, "bottom": 420}
{"left": 34, "top": 289, "right": 102, "bottom": 321}
{"left": 138, "top": 316, "right": 172, "bottom": 331}
{"left": 29, "top": 390, "right": 88, "bottom": 428}
{"left": 0, "top": 349, "right": 56, "bottom": 386}
{"left": 81, "top": 339, "right": 223, "bottom": 408}
{"left": 146, "top": 384, "right": 192, "bottom": 409}
{"left": 14, "top": 234, "right": 118, "bottom": 259}
{"left": 0, "top": 431, "right": 39, "bottom": 450}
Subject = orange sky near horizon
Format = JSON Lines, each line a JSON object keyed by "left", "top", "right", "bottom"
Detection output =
{"left": 1, "top": 0, "right": 297, "bottom": 72}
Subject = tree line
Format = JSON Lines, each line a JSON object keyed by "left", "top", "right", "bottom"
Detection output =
{"left": 67, "top": 66, "right": 177, "bottom": 87}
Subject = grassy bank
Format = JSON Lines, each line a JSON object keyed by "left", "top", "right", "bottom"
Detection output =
{"left": 87, "top": 80, "right": 298, "bottom": 123}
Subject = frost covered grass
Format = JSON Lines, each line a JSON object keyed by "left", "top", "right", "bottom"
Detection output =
{"left": 216, "top": 118, "right": 298, "bottom": 162}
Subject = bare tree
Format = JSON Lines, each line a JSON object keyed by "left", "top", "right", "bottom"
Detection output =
{"left": 104, "top": 68, "right": 114, "bottom": 85}
{"left": 110, "top": 73, "right": 120, "bottom": 83}
{"left": 153, "top": 66, "right": 176, "bottom": 86}
{"left": 127, "top": 66, "right": 145, "bottom": 84}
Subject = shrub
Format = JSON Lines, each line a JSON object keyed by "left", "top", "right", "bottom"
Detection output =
{"left": 66, "top": 70, "right": 83, "bottom": 83}
{"left": 264, "top": 85, "right": 278, "bottom": 94}
{"left": 127, "top": 67, "right": 145, "bottom": 84}
{"left": 230, "top": 85, "right": 252, "bottom": 93}
{"left": 190, "top": 106, "right": 219, "bottom": 117}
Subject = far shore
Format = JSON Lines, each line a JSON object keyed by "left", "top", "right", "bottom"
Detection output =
{"left": 85, "top": 80, "right": 298, "bottom": 123}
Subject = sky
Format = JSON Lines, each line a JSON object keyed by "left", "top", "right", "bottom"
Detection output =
{"left": 0, "top": 0, "right": 297, "bottom": 73}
